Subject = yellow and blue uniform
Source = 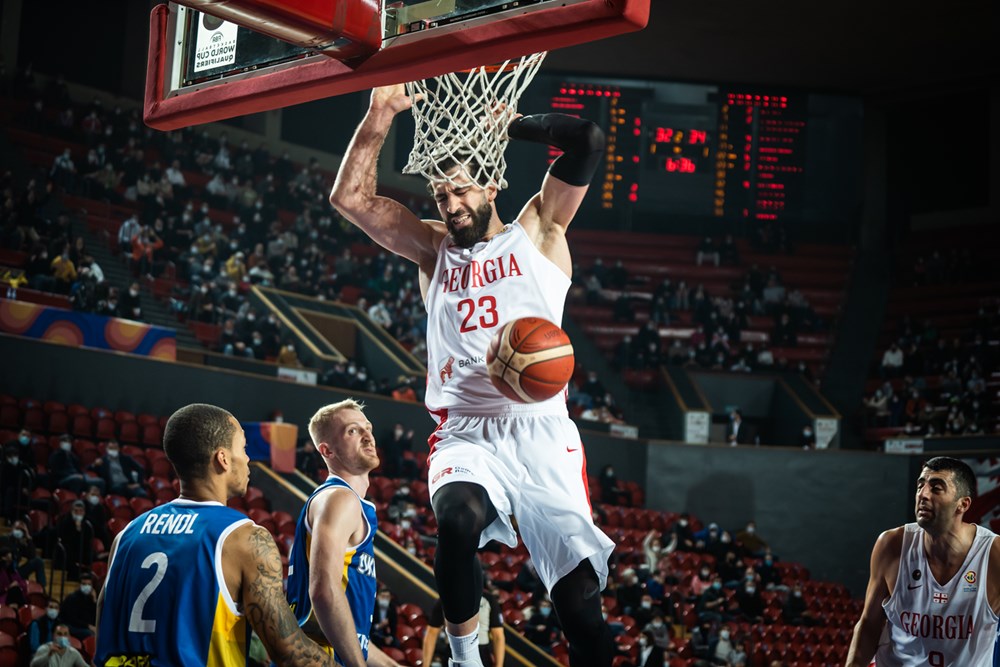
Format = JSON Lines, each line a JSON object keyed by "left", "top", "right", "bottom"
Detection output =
{"left": 95, "top": 499, "right": 252, "bottom": 667}
{"left": 286, "top": 475, "right": 378, "bottom": 664}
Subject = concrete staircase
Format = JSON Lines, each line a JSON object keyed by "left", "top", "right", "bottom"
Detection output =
{"left": 74, "top": 220, "right": 200, "bottom": 350}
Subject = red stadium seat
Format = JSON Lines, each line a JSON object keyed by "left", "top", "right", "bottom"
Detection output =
{"left": 107, "top": 517, "right": 130, "bottom": 538}
{"left": 0, "top": 405, "right": 19, "bottom": 429}
{"left": 22, "top": 408, "right": 45, "bottom": 432}
{"left": 137, "top": 413, "right": 159, "bottom": 427}
{"left": 95, "top": 418, "right": 117, "bottom": 440}
{"left": 27, "top": 509, "right": 49, "bottom": 534}
{"left": 141, "top": 424, "right": 163, "bottom": 447}
{"left": 66, "top": 404, "right": 89, "bottom": 417}
{"left": 71, "top": 414, "right": 94, "bottom": 438}
{"left": 0, "top": 646, "right": 18, "bottom": 667}
{"left": 130, "top": 497, "right": 154, "bottom": 516}
{"left": 42, "top": 400, "right": 66, "bottom": 414}
{"left": 118, "top": 420, "right": 140, "bottom": 444}
{"left": 114, "top": 410, "right": 136, "bottom": 425}
{"left": 90, "top": 406, "right": 114, "bottom": 421}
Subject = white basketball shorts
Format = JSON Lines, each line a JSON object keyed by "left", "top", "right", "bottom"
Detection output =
{"left": 427, "top": 403, "right": 615, "bottom": 591}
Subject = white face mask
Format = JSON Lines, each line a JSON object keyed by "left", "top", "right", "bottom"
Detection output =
{"left": 61, "top": 441, "right": 72, "bottom": 452}
{"left": 12, "top": 529, "right": 24, "bottom": 540}
{"left": 80, "top": 584, "right": 93, "bottom": 595}
{"left": 106, "top": 449, "right": 119, "bottom": 458}
{"left": 46, "top": 608, "right": 59, "bottom": 620}
{"left": 88, "top": 495, "right": 100, "bottom": 506}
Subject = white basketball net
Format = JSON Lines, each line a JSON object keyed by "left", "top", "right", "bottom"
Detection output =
{"left": 403, "top": 52, "right": 547, "bottom": 190}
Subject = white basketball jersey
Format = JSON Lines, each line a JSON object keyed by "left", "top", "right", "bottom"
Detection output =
{"left": 876, "top": 522, "right": 999, "bottom": 667}
{"left": 424, "top": 222, "right": 571, "bottom": 416}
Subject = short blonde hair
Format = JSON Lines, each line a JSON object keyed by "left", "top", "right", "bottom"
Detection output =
{"left": 308, "top": 399, "right": 365, "bottom": 447}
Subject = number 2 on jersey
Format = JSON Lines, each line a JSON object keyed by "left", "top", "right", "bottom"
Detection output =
{"left": 129, "top": 552, "right": 168, "bottom": 633}
{"left": 458, "top": 296, "right": 498, "bottom": 333}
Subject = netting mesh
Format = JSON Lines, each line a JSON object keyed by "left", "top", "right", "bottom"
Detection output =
{"left": 403, "top": 52, "right": 547, "bottom": 190}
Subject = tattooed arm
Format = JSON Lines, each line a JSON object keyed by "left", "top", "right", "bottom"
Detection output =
{"left": 224, "top": 523, "right": 335, "bottom": 666}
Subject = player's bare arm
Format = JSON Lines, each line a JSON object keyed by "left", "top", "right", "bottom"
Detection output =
{"left": 366, "top": 643, "right": 402, "bottom": 667}
{"left": 490, "top": 625, "right": 505, "bottom": 667}
{"left": 228, "top": 524, "right": 335, "bottom": 666}
{"left": 845, "top": 527, "right": 902, "bottom": 667}
{"left": 330, "top": 84, "right": 444, "bottom": 273}
{"left": 508, "top": 114, "right": 605, "bottom": 275}
{"left": 989, "top": 535, "right": 1000, "bottom": 614}
{"left": 307, "top": 488, "right": 369, "bottom": 667}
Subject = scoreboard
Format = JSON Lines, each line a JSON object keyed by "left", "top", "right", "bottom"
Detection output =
{"left": 504, "top": 75, "right": 861, "bottom": 227}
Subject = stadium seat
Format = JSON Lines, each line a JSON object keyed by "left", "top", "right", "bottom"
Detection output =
{"left": 95, "top": 418, "right": 117, "bottom": 440}
{"left": 0, "top": 646, "right": 18, "bottom": 667}
{"left": 108, "top": 517, "right": 130, "bottom": 538}
{"left": 129, "top": 497, "right": 154, "bottom": 516}
{"left": 0, "top": 632, "right": 14, "bottom": 649}
{"left": 118, "top": 420, "right": 140, "bottom": 444}
{"left": 114, "top": 410, "right": 136, "bottom": 425}
{"left": 22, "top": 407, "right": 45, "bottom": 432}
{"left": 404, "top": 648, "right": 423, "bottom": 667}
{"left": 70, "top": 414, "right": 94, "bottom": 438}
{"left": 141, "top": 424, "right": 163, "bottom": 447}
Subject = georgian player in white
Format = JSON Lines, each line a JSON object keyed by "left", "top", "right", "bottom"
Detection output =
{"left": 846, "top": 456, "right": 1000, "bottom": 667}
{"left": 330, "top": 85, "right": 616, "bottom": 667}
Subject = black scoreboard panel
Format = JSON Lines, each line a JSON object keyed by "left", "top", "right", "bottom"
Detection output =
{"left": 502, "top": 75, "right": 862, "bottom": 228}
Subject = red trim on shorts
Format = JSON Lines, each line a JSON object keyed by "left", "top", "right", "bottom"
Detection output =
{"left": 426, "top": 408, "right": 448, "bottom": 456}
{"left": 580, "top": 441, "right": 593, "bottom": 514}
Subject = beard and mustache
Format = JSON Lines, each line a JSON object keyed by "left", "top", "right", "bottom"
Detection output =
{"left": 447, "top": 198, "right": 493, "bottom": 249}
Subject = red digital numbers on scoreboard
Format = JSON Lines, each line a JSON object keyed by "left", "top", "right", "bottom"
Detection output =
{"left": 664, "top": 157, "right": 696, "bottom": 173}
{"left": 654, "top": 127, "right": 708, "bottom": 145}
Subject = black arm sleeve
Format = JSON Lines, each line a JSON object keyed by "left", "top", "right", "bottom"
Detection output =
{"left": 507, "top": 113, "right": 605, "bottom": 186}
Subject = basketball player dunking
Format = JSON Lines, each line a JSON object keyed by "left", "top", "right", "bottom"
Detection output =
{"left": 846, "top": 456, "right": 1000, "bottom": 667}
{"left": 330, "top": 85, "right": 616, "bottom": 667}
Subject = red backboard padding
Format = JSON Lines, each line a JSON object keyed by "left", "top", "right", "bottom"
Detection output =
{"left": 144, "top": 0, "right": 650, "bottom": 130}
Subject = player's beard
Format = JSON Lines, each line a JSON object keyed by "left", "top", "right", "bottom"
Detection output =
{"left": 448, "top": 199, "right": 493, "bottom": 249}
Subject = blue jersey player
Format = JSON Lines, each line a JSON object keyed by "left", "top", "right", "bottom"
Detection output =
{"left": 286, "top": 399, "right": 400, "bottom": 667}
{"left": 94, "top": 403, "right": 335, "bottom": 666}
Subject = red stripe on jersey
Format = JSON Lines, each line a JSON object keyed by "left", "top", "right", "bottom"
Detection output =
{"left": 427, "top": 408, "right": 448, "bottom": 456}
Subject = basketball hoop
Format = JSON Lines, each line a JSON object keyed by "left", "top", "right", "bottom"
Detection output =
{"left": 403, "top": 52, "right": 547, "bottom": 190}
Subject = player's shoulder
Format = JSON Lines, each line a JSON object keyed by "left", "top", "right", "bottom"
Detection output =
{"left": 873, "top": 526, "right": 906, "bottom": 558}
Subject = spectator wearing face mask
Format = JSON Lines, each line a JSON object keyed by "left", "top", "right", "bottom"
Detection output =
{"left": 60, "top": 571, "right": 97, "bottom": 639}
{"left": 782, "top": 583, "right": 816, "bottom": 626}
{"left": 5, "top": 427, "right": 34, "bottom": 459}
{"left": 690, "top": 563, "right": 715, "bottom": 598}
{"left": 30, "top": 622, "right": 88, "bottom": 667}
{"left": 381, "top": 423, "right": 418, "bottom": 480}
{"left": 2, "top": 443, "right": 35, "bottom": 522}
{"left": 48, "top": 435, "right": 104, "bottom": 495}
{"left": 600, "top": 464, "right": 630, "bottom": 506}
{"left": 673, "top": 513, "right": 696, "bottom": 551}
{"left": 735, "top": 578, "right": 764, "bottom": 623}
{"left": 54, "top": 500, "right": 93, "bottom": 581}
{"left": 118, "top": 281, "right": 144, "bottom": 321}
{"left": 29, "top": 600, "right": 64, "bottom": 652}
{"left": 5, "top": 519, "right": 46, "bottom": 585}
{"left": 370, "top": 588, "right": 400, "bottom": 650}
{"left": 523, "top": 597, "right": 560, "bottom": 647}
{"left": 642, "top": 529, "right": 676, "bottom": 572}
{"left": 633, "top": 593, "right": 658, "bottom": 629}
{"left": 697, "top": 575, "right": 727, "bottom": 624}
{"left": 641, "top": 613, "right": 673, "bottom": 651}
{"left": 81, "top": 486, "right": 111, "bottom": 553}
{"left": 636, "top": 629, "right": 667, "bottom": 667}
{"left": 712, "top": 624, "right": 735, "bottom": 665}
{"left": 92, "top": 439, "right": 147, "bottom": 498}
{"left": 735, "top": 521, "right": 769, "bottom": 558}
{"left": 616, "top": 568, "right": 643, "bottom": 616}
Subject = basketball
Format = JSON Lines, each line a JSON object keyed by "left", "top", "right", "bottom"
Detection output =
{"left": 486, "top": 317, "right": 575, "bottom": 403}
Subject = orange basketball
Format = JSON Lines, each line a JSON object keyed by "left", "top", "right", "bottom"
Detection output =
{"left": 486, "top": 317, "right": 575, "bottom": 403}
